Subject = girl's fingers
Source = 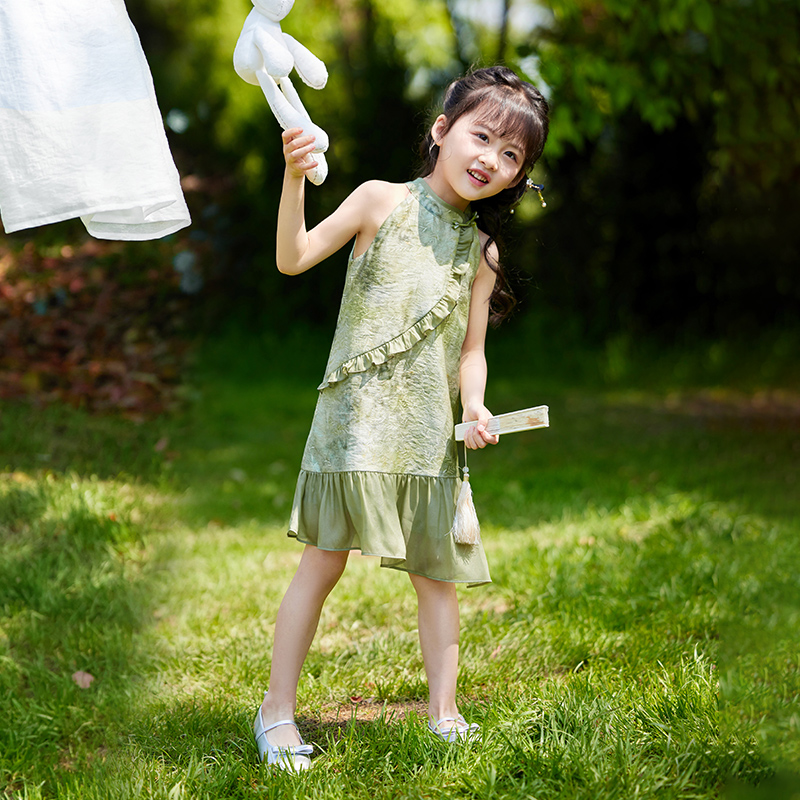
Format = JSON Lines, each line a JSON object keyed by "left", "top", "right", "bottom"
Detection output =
{"left": 289, "top": 136, "right": 316, "bottom": 151}
{"left": 463, "top": 422, "right": 498, "bottom": 449}
{"left": 281, "top": 127, "right": 306, "bottom": 143}
{"left": 290, "top": 149, "right": 318, "bottom": 168}
{"left": 283, "top": 130, "right": 316, "bottom": 149}
{"left": 283, "top": 130, "right": 319, "bottom": 177}
{"left": 284, "top": 138, "right": 317, "bottom": 164}
{"left": 465, "top": 426, "right": 483, "bottom": 450}
{"left": 288, "top": 155, "right": 319, "bottom": 177}
{"left": 290, "top": 141, "right": 318, "bottom": 158}
{"left": 479, "top": 426, "right": 498, "bottom": 446}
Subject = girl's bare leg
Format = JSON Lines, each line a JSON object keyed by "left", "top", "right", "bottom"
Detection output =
{"left": 259, "top": 544, "right": 349, "bottom": 746}
{"left": 409, "top": 573, "right": 461, "bottom": 723}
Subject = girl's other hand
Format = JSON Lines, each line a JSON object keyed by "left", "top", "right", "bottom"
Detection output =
{"left": 462, "top": 404, "right": 499, "bottom": 450}
{"left": 282, "top": 128, "right": 319, "bottom": 179}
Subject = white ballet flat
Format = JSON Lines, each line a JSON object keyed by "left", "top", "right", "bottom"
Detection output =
{"left": 428, "top": 715, "right": 481, "bottom": 743}
{"left": 253, "top": 707, "right": 313, "bottom": 771}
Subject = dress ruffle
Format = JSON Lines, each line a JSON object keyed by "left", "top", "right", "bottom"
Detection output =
{"left": 317, "top": 258, "right": 472, "bottom": 391}
{"left": 288, "top": 470, "right": 491, "bottom": 586}
{"left": 317, "top": 178, "right": 478, "bottom": 392}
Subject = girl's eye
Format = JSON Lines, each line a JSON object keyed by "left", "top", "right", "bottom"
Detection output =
{"left": 505, "top": 151, "right": 518, "bottom": 161}
{"left": 475, "top": 132, "right": 489, "bottom": 142}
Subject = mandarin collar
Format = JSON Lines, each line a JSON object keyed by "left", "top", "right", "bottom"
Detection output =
{"left": 410, "top": 178, "right": 477, "bottom": 229}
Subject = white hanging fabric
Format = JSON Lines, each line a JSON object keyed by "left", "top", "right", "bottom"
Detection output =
{"left": 0, "top": 0, "right": 190, "bottom": 240}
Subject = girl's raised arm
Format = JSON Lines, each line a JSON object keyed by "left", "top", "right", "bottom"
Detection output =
{"left": 277, "top": 129, "right": 372, "bottom": 275}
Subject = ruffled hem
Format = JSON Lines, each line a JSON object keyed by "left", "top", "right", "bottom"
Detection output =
{"left": 288, "top": 470, "right": 491, "bottom": 586}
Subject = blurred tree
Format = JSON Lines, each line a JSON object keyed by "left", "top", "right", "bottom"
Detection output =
{"left": 535, "top": 0, "right": 800, "bottom": 187}
{"left": 510, "top": 0, "right": 800, "bottom": 338}
{"left": 127, "top": 0, "right": 461, "bottom": 330}
{"left": 122, "top": 0, "right": 799, "bottom": 339}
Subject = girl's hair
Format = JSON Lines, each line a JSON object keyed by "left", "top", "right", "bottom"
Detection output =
{"left": 417, "top": 66, "right": 549, "bottom": 325}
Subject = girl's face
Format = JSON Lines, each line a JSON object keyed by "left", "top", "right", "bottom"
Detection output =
{"left": 427, "top": 108, "right": 526, "bottom": 210}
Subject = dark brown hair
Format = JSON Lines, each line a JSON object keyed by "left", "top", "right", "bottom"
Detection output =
{"left": 417, "top": 66, "right": 549, "bottom": 325}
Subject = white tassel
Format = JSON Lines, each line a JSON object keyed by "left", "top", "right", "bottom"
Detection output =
{"left": 451, "top": 466, "right": 481, "bottom": 544}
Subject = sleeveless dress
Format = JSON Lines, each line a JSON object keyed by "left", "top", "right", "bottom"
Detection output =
{"left": 288, "top": 178, "right": 491, "bottom": 586}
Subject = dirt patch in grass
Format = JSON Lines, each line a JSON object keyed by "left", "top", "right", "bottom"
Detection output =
{"left": 299, "top": 699, "right": 429, "bottom": 740}
{"left": 662, "top": 389, "right": 800, "bottom": 429}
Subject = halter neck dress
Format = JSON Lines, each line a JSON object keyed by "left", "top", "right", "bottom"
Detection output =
{"left": 288, "top": 177, "right": 491, "bottom": 586}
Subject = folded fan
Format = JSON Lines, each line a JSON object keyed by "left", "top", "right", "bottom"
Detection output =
{"left": 450, "top": 406, "right": 550, "bottom": 546}
{"left": 454, "top": 405, "right": 549, "bottom": 441}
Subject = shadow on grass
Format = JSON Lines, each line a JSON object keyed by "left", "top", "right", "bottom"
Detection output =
{"left": 475, "top": 382, "right": 800, "bottom": 527}
{"left": 125, "top": 700, "right": 390, "bottom": 767}
{"left": 170, "top": 326, "right": 800, "bottom": 532}
{"left": 2, "top": 325, "right": 799, "bottom": 796}
{"left": 119, "top": 694, "right": 465, "bottom": 797}
{"left": 0, "top": 476, "right": 160, "bottom": 792}
{"left": 0, "top": 399, "right": 172, "bottom": 482}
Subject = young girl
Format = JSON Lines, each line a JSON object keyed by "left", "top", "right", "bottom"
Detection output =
{"left": 254, "top": 65, "right": 549, "bottom": 770}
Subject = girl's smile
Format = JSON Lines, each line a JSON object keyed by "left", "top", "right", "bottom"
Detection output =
{"left": 467, "top": 168, "right": 490, "bottom": 186}
{"left": 426, "top": 109, "right": 525, "bottom": 209}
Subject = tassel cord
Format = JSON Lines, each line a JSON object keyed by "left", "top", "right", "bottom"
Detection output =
{"left": 450, "top": 441, "right": 481, "bottom": 544}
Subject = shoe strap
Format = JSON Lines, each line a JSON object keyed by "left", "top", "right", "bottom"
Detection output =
{"left": 262, "top": 718, "right": 300, "bottom": 735}
{"left": 259, "top": 718, "right": 313, "bottom": 754}
{"left": 431, "top": 715, "right": 476, "bottom": 732}
{"left": 258, "top": 695, "right": 305, "bottom": 740}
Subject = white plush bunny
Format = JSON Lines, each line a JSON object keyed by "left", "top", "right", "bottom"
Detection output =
{"left": 233, "top": 0, "right": 329, "bottom": 184}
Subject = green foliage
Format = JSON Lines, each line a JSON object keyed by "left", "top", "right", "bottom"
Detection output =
{"left": 126, "top": 0, "right": 449, "bottom": 330}
{"left": 125, "top": 0, "right": 795, "bottom": 339}
{"left": 534, "top": 0, "right": 800, "bottom": 187}
{"left": 1, "top": 332, "right": 798, "bottom": 796}
{"left": 1, "top": 0, "right": 798, "bottom": 414}
{"left": 503, "top": 0, "right": 800, "bottom": 338}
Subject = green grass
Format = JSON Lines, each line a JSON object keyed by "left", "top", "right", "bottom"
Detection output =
{"left": 1, "top": 328, "right": 798, "bottom": 798}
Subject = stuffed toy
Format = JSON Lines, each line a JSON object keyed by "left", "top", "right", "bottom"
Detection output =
{"left": 234, "top": 0, "right": 329, "bottom": 184}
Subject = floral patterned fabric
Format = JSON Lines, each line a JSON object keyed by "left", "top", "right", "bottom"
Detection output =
{"left": 288, "top": 178, "right": 491, "bottom": 586}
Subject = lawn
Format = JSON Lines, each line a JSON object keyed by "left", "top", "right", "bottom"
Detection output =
{"left": 1, "top": 328, "right": 798, "bottom": 799}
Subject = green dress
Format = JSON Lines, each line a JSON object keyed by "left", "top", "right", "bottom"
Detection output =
{"left": 288, "top": 178, "right": 491, "bottom": 586}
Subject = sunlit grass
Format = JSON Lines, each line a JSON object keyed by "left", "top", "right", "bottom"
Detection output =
{"left": 1, "top": 328, "right": 798, "bottom": 798}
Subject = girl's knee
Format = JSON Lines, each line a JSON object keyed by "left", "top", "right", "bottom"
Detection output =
{"left": 301, "top": 544, "right": 349, "bottom": 583}
{"left": 409, "top": 572, "right": 456, "bottom": 597}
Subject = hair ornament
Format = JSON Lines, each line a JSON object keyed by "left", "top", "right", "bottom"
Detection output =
{"left": 526, "top": 178, "right": 546, "bottom": 207}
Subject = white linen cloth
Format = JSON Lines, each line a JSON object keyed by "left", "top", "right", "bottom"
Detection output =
{"left": 0, "top": 0, "right": 190, "bottom": 240}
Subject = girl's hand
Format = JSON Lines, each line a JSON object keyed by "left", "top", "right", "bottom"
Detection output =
{"left": 282, "top": 128, "right": 319, "bottom": 179}
{"left": 462, "top": 403, "right": 499, "bottom": 450}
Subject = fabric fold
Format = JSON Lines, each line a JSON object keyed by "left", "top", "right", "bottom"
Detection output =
{"left": 317, "top": 178, "right": 480, "bottom": 392}
{"left": 289, "top": 470, "right": 491, "bottom": 586}
{"left": 317, "top": 255, "right": 473, "bottom": 391}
